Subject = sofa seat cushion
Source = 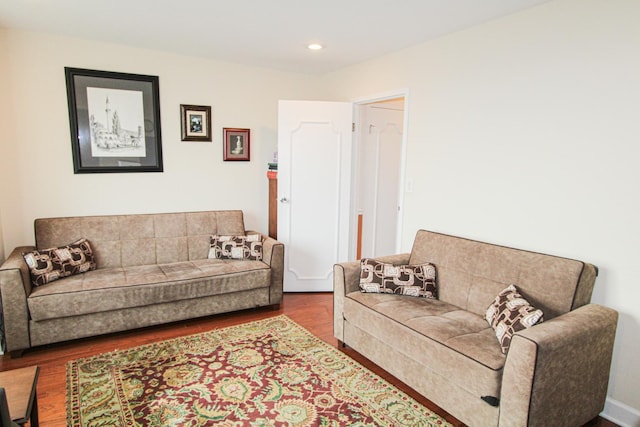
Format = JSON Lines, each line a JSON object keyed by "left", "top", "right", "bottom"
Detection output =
{"left": 345, "top": 291, "right": 506, "bottom": 399}
{"left": 28, "top": 260, "right": 270, "bottom": 321}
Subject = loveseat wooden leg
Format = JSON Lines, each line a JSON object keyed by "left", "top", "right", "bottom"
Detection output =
{"left": 9, "top": 349, "right": 25, "bottom": 358}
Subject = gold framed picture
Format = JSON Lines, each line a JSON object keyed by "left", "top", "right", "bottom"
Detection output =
{"left": 180, "top": 104, "right": 212, "bottom": 142}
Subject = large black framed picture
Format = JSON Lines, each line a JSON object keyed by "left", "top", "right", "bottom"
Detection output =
{"left": 65, "top": 67, "right": 163, "bottom": 173}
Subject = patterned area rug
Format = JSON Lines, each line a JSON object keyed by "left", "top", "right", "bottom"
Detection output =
{"left": 67, "top": 315, "right": 451, "bottom": 426}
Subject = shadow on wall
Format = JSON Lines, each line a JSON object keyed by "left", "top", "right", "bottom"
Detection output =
{"left": 0, "top": 213, "right": 5, "bottom": 264}
{"left": 590, "top": 266, "right": 612, "bottom": 306}
{"left": 603, "top": 311, "right": 640, "bottom": 426}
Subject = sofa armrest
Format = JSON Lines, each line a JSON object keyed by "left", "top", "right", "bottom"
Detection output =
{"left": 332, "top": 253, "right": 411, "bottom": 341}
{"left": 260, "top": 235, "right": 284, "bottom": 306}
{"left": 0, "top": 246, "right": 35, "bottom": 354}
{"left": 500, "top": 304, "right": 618, "bottom": 427}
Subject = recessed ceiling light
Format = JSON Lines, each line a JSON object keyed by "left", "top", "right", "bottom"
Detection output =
{"left": 307, "top": 43, "right": 324, "bottom": 51}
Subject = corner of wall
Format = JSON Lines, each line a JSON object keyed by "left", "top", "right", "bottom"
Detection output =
{"left": 0, "top": 213, "right": 5, "bottom": 264}
{"left": 0, "top": 28, "right": 9, "bottom": 263}
{"left": 603, "top": 397, "right": 640, "bottom": 427}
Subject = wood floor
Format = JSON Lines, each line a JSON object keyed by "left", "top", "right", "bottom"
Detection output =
{"left": 0, "top": 292, "right": 617, "bottom": 427}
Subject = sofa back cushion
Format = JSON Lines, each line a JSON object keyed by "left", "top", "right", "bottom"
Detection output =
{"left": 408, "top": 230, "right": 597, "bottom": 320}
{"left": 34, "top": 211, "right": 246, "bottom": 268}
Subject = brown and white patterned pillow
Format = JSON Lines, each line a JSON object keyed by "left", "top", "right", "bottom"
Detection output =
{"left": 359, "top": 258, "right": 437, "bottom": 299}
{"left": 208, "top": 234, "right": 263, "bottom": 261}
{"left": 486, "top": 284, "right": 544, "bottom": 353}
{"left": 23, "top": 238, "right": 96, "bottom": 286}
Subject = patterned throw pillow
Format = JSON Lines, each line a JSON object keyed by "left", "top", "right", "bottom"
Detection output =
{"left": 359, "top": 258, "right": 437, "bottom": 299}
{"left": 208, "top": 234, "right": 263, "bottom": 261}
{"left": 485, "top": 284, "right": 544, "bottom": 353}
{"left": 23, "top": 238, "right": 96, "bottom": 286}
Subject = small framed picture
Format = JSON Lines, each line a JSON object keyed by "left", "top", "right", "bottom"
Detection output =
{"left": 180, "top": 104, "right": 212, "bottom": 141}
{"left": 223, "top": 128, "right": 250, "bottom": 161}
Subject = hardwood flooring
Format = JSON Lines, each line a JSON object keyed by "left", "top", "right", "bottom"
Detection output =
{"left": 0, "top": 292, "right": 617, "bottom": 427}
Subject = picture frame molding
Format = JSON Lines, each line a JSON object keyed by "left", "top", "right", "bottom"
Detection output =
{"left": 180, "top": 104, "right": 212, "bottom": 142}
{"left": 65, "top": 67, "right": 163, "bottom": 174}
{"left": 223, "top": 128, "right": 251, "bottom": 161}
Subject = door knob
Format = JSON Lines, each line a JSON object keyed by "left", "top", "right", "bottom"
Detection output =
{"left": 280, "top": 197, "right": 289, "bottom": 203}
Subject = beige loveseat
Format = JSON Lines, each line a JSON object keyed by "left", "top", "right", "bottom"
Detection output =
{"left": 334, "top": 229, "right": 618, "bottom": 427}
{"left": 0, "top": 210, "right": 284, "bottom": 357}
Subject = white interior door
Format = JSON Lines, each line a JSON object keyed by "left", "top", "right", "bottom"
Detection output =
{"left": 357, "top": 100, "right": 404, "bottom": 258}
{"left": 278, "top": 100, "right": 353, "bottom": 292}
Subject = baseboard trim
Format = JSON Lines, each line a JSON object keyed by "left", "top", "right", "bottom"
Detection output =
{"left": 602, "top": 397, "right": 640, "bottom": 427}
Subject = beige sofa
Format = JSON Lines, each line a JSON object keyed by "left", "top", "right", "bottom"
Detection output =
{"left": 334, "top": 229, "right": 618, "bottom": 427}
{"left": 0, "top": 210, "right": 284, "bottom": 357}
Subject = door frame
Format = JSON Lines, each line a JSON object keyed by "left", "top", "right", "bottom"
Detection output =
{"left": 350, "top": 89, "right": 409, "bottom": 260}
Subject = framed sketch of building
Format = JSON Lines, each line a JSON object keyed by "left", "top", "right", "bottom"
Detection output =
{"left": 65, "top": 67, "right": 163, "bottom": 173}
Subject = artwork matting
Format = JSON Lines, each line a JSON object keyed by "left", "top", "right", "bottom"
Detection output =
{"left": 181, "top": 104, "right": 212, "bottom": 142}
{"left": 65, "top": 67, "right": 163, "bottom": 173}
{"left": 223, "top": 128, "right": 250, "bottom": 161}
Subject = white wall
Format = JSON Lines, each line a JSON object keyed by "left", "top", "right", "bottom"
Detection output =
{"left": 0, "top": 29, "right": 319, "bottom": 254}
{"left": 0, "top": 30, "right": 8, "bottom": 264}
{"left": 321, "top": 0, "right": 640, "bottom": 422}
{"left": 2, "top": 0, "right": 639, "bottom": 422}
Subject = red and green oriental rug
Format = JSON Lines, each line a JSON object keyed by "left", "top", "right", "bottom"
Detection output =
{"left": 66, "top": 315, "right": 450, "bottom": 426}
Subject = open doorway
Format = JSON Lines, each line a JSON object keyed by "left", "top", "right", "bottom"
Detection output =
{"left": 353, "top": 95, "right": 407, "bottom": 259}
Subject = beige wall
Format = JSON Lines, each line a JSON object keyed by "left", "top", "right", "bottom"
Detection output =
{"left": 321, "top": 0, "right": 640, "bottom": 422}
{"left": 0, "top": 29, "right": 319, "bottom": 254}
{"left": 1, "top": 0, "right": 639, "bottom": 422}
{"left": 0, "top": 29, "right": 10, "bottom": 263}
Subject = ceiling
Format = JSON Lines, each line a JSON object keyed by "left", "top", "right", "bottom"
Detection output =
{"left": 0, "top": 0, "right": 552, "bottom": 74}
